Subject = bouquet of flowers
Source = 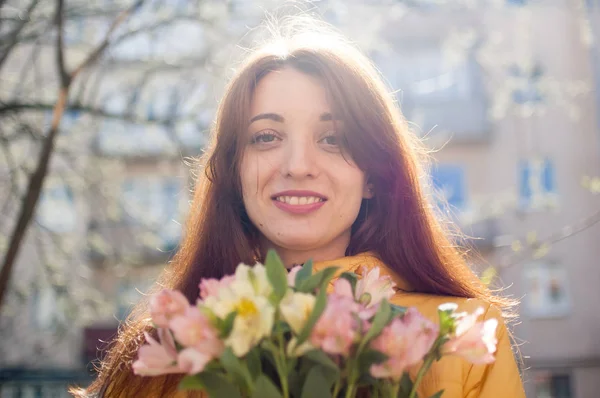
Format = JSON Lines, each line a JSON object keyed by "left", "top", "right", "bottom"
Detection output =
{"left": 133, "top": 251, "right": 498, "bottom": 398}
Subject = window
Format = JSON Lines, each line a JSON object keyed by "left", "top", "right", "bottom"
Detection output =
{"left": 523, "top": 261, "right": 571, "bottom": 319}
{"left": 534, "top": 371, "right": 572, "bottom": 398}
{"left": 36, "top": 183, "right": 76, "bottom": 233}
{"left": 518, "top": 157, "right": 558, "bottom": 210}
{"left": 509, "top": 63, "right": 544, "bottom": 104}
{"left": 376, "top": 46, "right": 488, "bottom": 137}
{"left": 430, "top": 164, "right": 467, "bottom": 211}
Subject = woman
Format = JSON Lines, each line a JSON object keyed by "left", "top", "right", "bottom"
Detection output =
{"left": 73, "top": 20, "right": 525, "bottom": 398}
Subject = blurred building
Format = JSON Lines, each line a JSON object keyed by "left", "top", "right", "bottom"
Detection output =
{"left": 370, "top": 2, "right": 600, "bottom": 397}
{"left": 1, "top": 1, "right": 599, "bottom": 397}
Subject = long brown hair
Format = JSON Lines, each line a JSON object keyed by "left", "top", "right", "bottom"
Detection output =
{"left": 72, "top": 19, "right": 513, "bottom": 397}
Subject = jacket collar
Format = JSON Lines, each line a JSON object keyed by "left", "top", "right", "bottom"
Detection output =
{"left": 312, "top": 251, "right": 413, "bottom": 292}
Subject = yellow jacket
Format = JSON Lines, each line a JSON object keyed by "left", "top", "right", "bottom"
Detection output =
{"left": 127, "top": 252, "right": 525, "bottom": 398}
{"left": 312, "top": 252, "right": 526, "bottom": 398}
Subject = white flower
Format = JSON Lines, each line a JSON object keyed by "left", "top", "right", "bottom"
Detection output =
{"left": 279, "top": 291, "right": 316, "bottom": 334}
{"left": 226, "top": 294, "right": 274, "bottom": 357}
{"left": 202, "top": 263, "right": 275, "bottom": 357}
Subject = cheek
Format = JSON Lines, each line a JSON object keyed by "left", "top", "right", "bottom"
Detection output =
{"left": 240, "top": 153, "right": 273, "bottom": 208}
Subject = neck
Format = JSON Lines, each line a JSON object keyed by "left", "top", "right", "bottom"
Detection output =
{"left": 261, "top": 232, "right": 350, "bottom": 269}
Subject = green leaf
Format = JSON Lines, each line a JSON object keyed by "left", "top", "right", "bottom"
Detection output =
{"left": 437, "top": 303, "right": 458, "bottom": 335}
{"left": 246, "top": 347, "right": 262, "bottom": 380}
{"left": 297, "top": 266, "right": 339, "bottom": 293}
{"left": 359, "top": 299, "right": 391, "bottom": 352}
{"left": 339, "top": 272, "right": 358, "bottom": 296}
{"left": 251, "top": 374, "right": 283, "bottom": 398}
{"left": 220, "top": 347, "right": 254, "bottom": 391}
{"left": 295, "top": 287, "right": 327, "bottom": 348}
{"left": 398, "top": 373, "right": 414, "bottom": 397}
{"left": 428, "top": 390, "right": 445, "bottom": 398}
{"left": 357, "top": 349, "right": 388, "bottom": 373}
{"left": 178, "top": 375, "right": 205, "bottom": 391}
{"left": 295, "top": 259, "right": 313, "bottom": 286}
{"left": 301, "top": 367, "right": 333, "bottom": 398}
{"left": 303, "top": 350, "right": 339, "bottom": 374}
{"left": 266, "top": 250, "right": 289, "bottom": 305}
{"left": 219, "top": 311, "right": 237, "bottom": 338}
{"left": 197, "top": 372, "right": 243, "bottom": 398}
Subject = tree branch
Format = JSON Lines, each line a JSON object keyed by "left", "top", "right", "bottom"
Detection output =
{"left": 500, "top": 207, "right": 600, "bottom": 268}
{"left": 55, "top": 0, "right": 70, "bottom": 87}
{"left": 0, "top": 0, "right": 144, "bottom": 313}
{"left": 0, "top": 0, "right": 41, "bottom": 71}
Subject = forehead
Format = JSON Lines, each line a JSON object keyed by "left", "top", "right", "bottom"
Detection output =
{"left": 250, "top": 67, "right": 331, "bottom": 119}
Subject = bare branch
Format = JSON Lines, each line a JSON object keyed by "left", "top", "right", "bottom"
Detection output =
{"left": 501, "top": 207, "right": 600, "bottom": 268}
{"left": 0, "top": 0, "right": 41, "bottom": 71}
{"left": 71, "top": 0, "right": 144, "bottom": 79}
{"left": 0, "top": 0, "right": 145, "bottom": 312}
{"left": 54, "top": 0, "right": 70, "bottom": 87}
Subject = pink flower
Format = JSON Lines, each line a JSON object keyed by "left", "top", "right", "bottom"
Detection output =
{"left": 442, "top": 307, "right": 498, "bottom": 365}
{"left": 178, "top": 347, "right": 214, "bottom": 375}
{"left": 355, "top": 266, "right": 396, "bottom": 307}
{"left": 150, "top": 289, "right": 190, "bottom": 328}
{"left": 287, "top": 265, "right": 303, "bottom": 287}
{"left": 370, "top": 308, "right": 439, "bottom": 380}
{"left": 169, "top": 307, "right": 224, "bottom": 359}
{"left": 332, "top": 266, "right": 396, "bottom": 308}
{"left": 132, "top": 329, "right": 182, "bottom": 376}
{"left": 310, "top": 294, "right": 361, "bottom": 356}
{"left": 199, "top": 275, "right": 235, "bottom": 300}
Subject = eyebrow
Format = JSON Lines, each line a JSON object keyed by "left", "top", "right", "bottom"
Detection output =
{"left": 249, "top": 112, "right": 335, "bottom": 123}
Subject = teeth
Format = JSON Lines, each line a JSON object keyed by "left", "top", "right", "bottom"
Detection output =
{"left": 275, "top": 196, "right": 324, "bottom": 205}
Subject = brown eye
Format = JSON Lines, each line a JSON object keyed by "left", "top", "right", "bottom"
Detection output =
{"left": 319, "top": 133, "right": 340, "bottom": 147}
{"left": 321, "top": 135, "right": 338, "bottom": 145}
{"left": 250, "top": 130, "right": 280, "bottom": 145}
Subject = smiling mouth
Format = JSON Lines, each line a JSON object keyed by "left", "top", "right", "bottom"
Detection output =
{"left": 272, "top": 196, "right": 326, "bottom": 205}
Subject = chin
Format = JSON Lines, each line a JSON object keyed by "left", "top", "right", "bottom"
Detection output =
{"left": 273, "top": 235, "right": 325, "bottom": 251}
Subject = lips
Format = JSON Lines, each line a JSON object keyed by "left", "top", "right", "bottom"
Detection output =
{"left": 271, "top": 190, "right": 327, "bottom": 214}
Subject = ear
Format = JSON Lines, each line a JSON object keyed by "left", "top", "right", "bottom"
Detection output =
{"left": 363, "top": 182, "right": 374, "bottom": 199}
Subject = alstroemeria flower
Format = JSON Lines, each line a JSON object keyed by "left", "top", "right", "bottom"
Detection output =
{"left": 168, "top": 307, "right": 223, "bottom": 374}
{"left": 199, "top": 275, "right": 235, "bottom": 300}
{"left": 332, "top": 266, "right": 396, "bottom": 308}
{"left": 355, "top": 266, "right": 396, "bottom": 307}
{"left": 280, "top": 291, "right": 316, "bottom": 334}
{"left": 132, "top": 329, "right": 181, "bottom": 376}
{"left": 202, "top": 264, "right": 275, "bottom": 357}
{"left": 310, "top": 294, "right": 361, "bottom": 356}
{"left": 370, "top": 308, "right": 439, "bottom": 380}
{"left": 442, "top": 307, "right": 498, "bottom": 364}
{"left": 149, "top": 290, "right": 190, "bottom": 328}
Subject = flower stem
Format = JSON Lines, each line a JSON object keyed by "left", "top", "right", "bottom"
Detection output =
{"left": 344, "top": 384, "right": 356, "bottom": 398}
{"left": 332, "top": 379, "right": 342, "bottom": 398}
{"left": 275, "top": 323, "right": 289, "bottom": 398}
{"left": 408, "top": 354, "right": 435, "bottom": 398}
{"left": 390, "top": 382, "right": 400, "bottom": 398}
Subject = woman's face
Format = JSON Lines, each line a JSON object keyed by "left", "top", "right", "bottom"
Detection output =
{"left": 240, "top": 67, "right": 373, "bottom": 264}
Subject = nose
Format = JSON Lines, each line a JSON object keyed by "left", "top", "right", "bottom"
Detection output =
{"left": 281, "top": 137, "right": 319, "bottom": 179}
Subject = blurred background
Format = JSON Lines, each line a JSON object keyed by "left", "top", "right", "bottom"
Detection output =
{"left": 1, "top": 0, "right": 599, "bottom": 397}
